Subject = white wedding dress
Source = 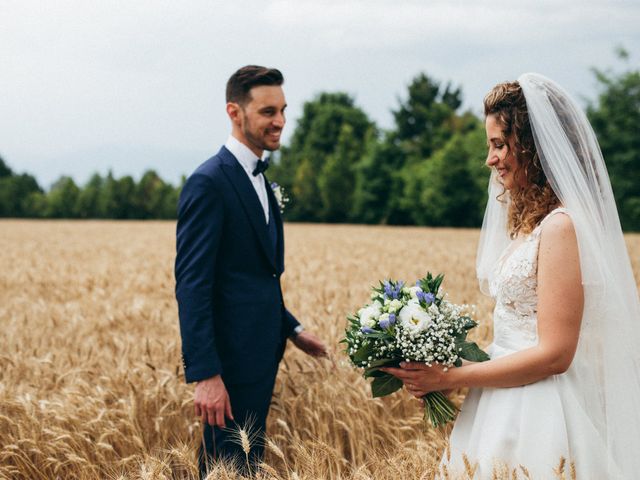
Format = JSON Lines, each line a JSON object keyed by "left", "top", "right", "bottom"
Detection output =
{"left": 445, "top": 208, "right": 614, "bottom": 479}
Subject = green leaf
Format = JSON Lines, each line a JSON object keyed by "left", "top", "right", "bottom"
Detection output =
{"left": 352, "top": 343, "right": 375, "bottom": 363}
{"left": 363, "top": 358, "right": 400, "bottom": 378}
{"left": 367, "top": 358, "right": 399, "bottom": 368}
{"left": 371, "top": 374, "right": 404, "bottom": 397}
{"left": 460, "top": 316, "right": 478, "bottom": 330}
{"left": 433, "top": 273, "right": 444, "bottom": 292}
{"left": 457, "top": 340, "right": 490, "bottom": 362}
{"left": 364, "top": 368, "right": 387, "bottom": 378}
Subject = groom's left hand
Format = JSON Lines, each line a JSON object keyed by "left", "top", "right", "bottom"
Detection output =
{"left": 291, "top": 331, "right": 328, "bottom": 358}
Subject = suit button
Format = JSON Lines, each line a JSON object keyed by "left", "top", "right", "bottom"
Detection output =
{"left": 272, "top": 273, "right": 277, "bottom": 278}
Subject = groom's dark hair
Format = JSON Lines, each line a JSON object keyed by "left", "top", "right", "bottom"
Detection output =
{"left": 226, "top": 65, "right": 284, "bottom": 106}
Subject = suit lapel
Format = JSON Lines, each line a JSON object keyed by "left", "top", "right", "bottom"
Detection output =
{"left": 219, "top": 148, "right": 276, "bottom": 270}
{"left": 264, "top": 175, "right": 285, "bottom": 273}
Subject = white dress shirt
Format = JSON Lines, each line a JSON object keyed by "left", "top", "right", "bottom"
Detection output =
{"left": 225, "top": 135, "right": 270, "bottom": 223}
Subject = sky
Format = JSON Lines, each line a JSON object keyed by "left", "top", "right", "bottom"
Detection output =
{"left": 1, "top": 0, "right": 639, "bottom": 189}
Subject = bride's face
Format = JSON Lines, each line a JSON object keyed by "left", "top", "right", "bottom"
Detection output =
{"left": 485, "top": 114, "right": 520, "bottom": 190}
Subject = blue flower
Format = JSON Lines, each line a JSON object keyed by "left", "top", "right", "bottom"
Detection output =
{"left": 417, "top": 291, "right": 436, "bottom": 305}
{"left": 383, "top": 281, "right": 393, "bottom": 299}
{"left": 378, "top": 312, "right": 398, "bottom": 330}
{"left": 361, "top": 326, "right": 376, "bottom": 334}
{"left": 271, "top": 181, "right": 279, "bottom": 189}
{"left": 383, "top": 280, "right": 405, "bottom": 300}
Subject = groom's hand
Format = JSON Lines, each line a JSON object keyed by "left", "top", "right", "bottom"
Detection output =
{"left": 291, "top": 331, "right": 328, "bottom": 358}
{"left": 194, "top": 375, "right": 234, "bottom": 428}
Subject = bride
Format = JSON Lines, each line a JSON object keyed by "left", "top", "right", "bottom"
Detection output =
{"left": 383, "top": 73, "right": 640, "bottom": 478}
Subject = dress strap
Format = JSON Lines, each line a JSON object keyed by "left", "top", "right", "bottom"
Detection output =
{"left": 531, "top": 207, "right": 569, "bottom": 237}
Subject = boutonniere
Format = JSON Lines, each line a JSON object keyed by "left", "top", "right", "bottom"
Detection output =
{"left": 270, "top": 182, "right": 289, "bottom": 213}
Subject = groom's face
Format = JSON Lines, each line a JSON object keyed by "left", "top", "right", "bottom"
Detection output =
{"left": 233, "top": 85, "right": 287, "bottom": 156}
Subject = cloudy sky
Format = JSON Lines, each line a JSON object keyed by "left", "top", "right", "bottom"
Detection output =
{"left": 1, "top": 0, "right": 639, "bottom": 188}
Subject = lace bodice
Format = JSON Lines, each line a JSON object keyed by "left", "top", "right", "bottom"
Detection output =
{"left": 488, "top": 208, "right": 567, "bottom": 354}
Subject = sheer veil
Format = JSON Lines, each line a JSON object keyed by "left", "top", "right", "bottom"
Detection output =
{"left": 476, "top": 73, "right": 640, "bottom": 477}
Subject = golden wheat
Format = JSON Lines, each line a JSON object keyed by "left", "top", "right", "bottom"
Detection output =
{"left": 1, "top": 220, "right": 638, "bottom": 479}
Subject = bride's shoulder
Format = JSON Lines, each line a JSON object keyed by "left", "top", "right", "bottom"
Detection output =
{"left": 538, "top": 210, "right": 578, "bottom": 258}
{"left": 542, "top": 208, "right": 573, "bottom": 229}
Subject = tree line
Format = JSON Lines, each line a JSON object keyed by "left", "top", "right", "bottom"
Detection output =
{"left": 0, "top": 166, "right": 181, "bottom": 219}
{"left": 1, "top": 58, "right": 638, "bottom": 229}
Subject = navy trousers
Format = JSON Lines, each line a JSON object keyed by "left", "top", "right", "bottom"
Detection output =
{"left": 198, "top": 372, "right": 278, "bottom": 478}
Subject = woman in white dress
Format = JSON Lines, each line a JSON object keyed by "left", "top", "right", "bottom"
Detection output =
{"left": 383, "top": 74, "right": 640, "bottom": 479}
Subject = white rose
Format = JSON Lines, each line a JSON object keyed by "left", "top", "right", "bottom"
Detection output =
{"left": 399, "top": 303, "right": 432, "bottom": 334}
{"left": 358, "top": 303, "right": 381, "bottom": 328}
{"left": 388, "top": 299, "right": 403, "bottom": 313}
{"left": 408, "top": 286, "right": 422, "bottom": 299}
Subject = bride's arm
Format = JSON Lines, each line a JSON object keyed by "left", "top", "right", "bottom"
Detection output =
{"left": 383, "top": 213, "right": 583, "bottom": 395}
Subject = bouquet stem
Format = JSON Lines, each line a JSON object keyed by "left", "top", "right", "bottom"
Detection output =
{"left": 423, "top": 391, "right": 458, "bottom": 428}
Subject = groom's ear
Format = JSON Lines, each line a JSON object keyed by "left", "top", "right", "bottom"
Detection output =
{"left": 226, "top": 102, "right": 242, "bottom": 125}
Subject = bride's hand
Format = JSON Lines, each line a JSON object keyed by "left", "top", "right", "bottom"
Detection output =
{"left": 381, "top": 362, "right": 451, "bottom": 398}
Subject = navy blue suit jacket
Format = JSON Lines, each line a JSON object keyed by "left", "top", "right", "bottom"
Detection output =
{"left": 175, "top": 146, "right": 299, "bottom": 384}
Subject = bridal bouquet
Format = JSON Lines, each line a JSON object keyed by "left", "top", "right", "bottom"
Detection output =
{"left": 342, "top": 273, "right": 489, "bottom": 427}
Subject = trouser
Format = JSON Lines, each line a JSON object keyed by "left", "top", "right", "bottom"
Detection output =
{"left": 198, "top": 373, "right": 278, "bottom": 479}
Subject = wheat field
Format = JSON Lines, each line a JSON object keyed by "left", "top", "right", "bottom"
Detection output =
{"left": 1, "top": 220, "right": 639, "bottom": 480}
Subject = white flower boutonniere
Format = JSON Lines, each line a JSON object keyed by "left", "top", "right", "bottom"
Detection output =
{"left": 270, "top": 182, "right": 289, "bottom": 213}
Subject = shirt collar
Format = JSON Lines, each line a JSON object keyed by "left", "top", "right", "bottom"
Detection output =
{"left": 225, "top": 135, "right": 263, "bottom": 174}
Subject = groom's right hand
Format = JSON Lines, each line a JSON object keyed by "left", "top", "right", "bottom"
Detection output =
{"left": 194, "top": 375, "right": 234, "bottom": 428}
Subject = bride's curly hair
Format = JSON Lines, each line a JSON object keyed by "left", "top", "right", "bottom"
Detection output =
{"left": 483, "top": 81, "right": 560, "bottom": 237}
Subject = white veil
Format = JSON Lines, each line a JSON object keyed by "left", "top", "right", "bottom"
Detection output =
{"left": 477, "top": 73, "right": 640, "bottom": 477}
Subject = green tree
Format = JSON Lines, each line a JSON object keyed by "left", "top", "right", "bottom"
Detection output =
{"left": 100, "top": 172, "right": 136, "bottom": 219}
{"left": 77, "top": 173, "right": 106, "bottom": 218}
{"left": 46, "top": 176, "right": 80, "bottom": 218}
{"left": 351, "top": 131, "right": 406, "bottom": 224}
{"left": 0, "top": 156, "right": 13, "bottom": 178}
{"left": 386, "top": 73, "right": 474, "bottom": 224}
{"left": 393, "top": 73, "right": 463, "bottom": 162}
{"left": 317, "top": 124, "right": 361, "bottom": 222}
{"left": 158, "top": 176, "right": 184, "bottom": 220}
{"left": 271, "top": 92, "right": 375, "bottom": 221}
{"left": 0, "top": 157, "right": 45, "bottom": 217}
{"left": 134, "top": 170, "right": 174, "bottom": 219}
{"left": 405, "top": 125, "right": 488, "bottom": 227}
{"left": 0, "top": 173, "right": 44, "bottom": 217}
{"left": 587, "top": 52, "right": 640, "bottom": 230}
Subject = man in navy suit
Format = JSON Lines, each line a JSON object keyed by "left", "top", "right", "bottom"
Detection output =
{"left": 175, "top": 65, "right": 327, "bottom": 476}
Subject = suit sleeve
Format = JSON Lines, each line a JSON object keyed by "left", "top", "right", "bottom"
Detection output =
{"left": 282, "top": 305, "right": 300, "bottom": 337}
{"left": 175, "top": 173, "right": 224, "bottom": 383}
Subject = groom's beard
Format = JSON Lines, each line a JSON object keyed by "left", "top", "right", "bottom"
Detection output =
{"left": 243, "top": 119, "right": 282, "bottom": 153}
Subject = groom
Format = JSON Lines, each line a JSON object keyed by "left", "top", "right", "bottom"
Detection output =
{"left": 174, "top": 65, "right": 327, "bottom": 476}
